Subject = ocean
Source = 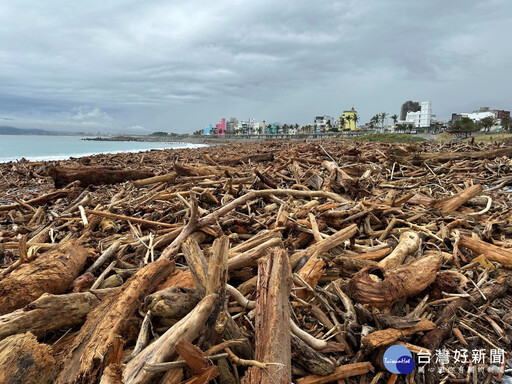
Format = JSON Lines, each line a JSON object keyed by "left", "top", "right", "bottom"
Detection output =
{"left": 0, "top": 135, "right": 206, "bottom": 163}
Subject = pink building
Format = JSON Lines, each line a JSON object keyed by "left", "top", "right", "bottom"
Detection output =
{"left": 215, "top": 118, "right": 226, "bottom": 135}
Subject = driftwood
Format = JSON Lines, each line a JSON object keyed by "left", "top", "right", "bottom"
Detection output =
{"left": 242, "top": 248, "right": 292, "bottom": 384}
{"left": 388, "top": 145, "right": 512, "bottom": 164}
{"left": 295, "top": 362, "right": 374, "bottom": 384}
{"left": 56, "top": 259, "right": 174, "bottom": 384}
{"left": 0, "top": 332, "right": 55, "bottom": 384}
{"left": 0, "top": 241, "right": 91, "bottom": 315}
{"left": 459, "top": 235, "right": 512, "bottom": 268}
{"left": 123, "top": 294, "right": 219, "bottom": 384}
{"left": 348, "top": 253, "right": 443, "bottom": 307}
{"left": 377, "top": 231, "right": 420, "bottom": 269}
{"left": 421, "top": 277, "right": 509, "bottom": 351}
{"left": 0, "top": 290, "right": 114, "bottom": 340}
{"left": 48, "top": 166, "right": 154, "bottom": 187}
{"left": 2, "top": 139, "right": 512, "bottom": 383}
{"left": 432, "top": 184, "right": 484, "bottom": 213}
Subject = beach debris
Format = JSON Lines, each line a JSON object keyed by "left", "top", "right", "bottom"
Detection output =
{"left": 1, "top": 138, "right": 512, "bottom": 383}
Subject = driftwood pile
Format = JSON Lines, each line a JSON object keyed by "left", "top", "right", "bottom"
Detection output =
{"left": 1, "top": 139, "right": 512, "bottom": 384}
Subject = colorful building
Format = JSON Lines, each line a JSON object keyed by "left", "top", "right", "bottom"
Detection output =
{"left": 215, "top": 118, "right": 226, "bottom": 135}
{"left": 340, "top": 107, "right": 358, "bottom": 131}
{"left": 204, "top": 124, "right": 213, "bottom": 135}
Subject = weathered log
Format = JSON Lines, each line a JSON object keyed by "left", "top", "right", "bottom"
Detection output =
{"left": 432, "top": 184, "right": 484, "bottom": 213}
{"left": 0, "top": 332, "right": 55, "bottom": 384}
{"left": 291, "top": 333, "right": 336, "bottom": 375}
{"left": 361, "top": 319, "right": 436, "bottom": 349}
{"left": 459, "top": 235, "right": 512, "bottom": 269}
{"left": 48, "top": 166, "right": 154, "bottom": 187}
{"left": 348, "top": 253, "right": 442, "bottom": 307}
{"left": 0, "top": 241, "right": 91, "bottom": 315}
{"left": 295, "top": 362, "right": 374, "bottom": 384}
{"left": 214, "top": 152, "right": 274, "bottom": 165}
{"left": 241, "top": 248, "right": 292, "bottom": 384}
{"left": 388, "top": 145, "right": 512, "bottom": 164}
{"left": 377, "top": 231, "right": 420, "bottom": 269}
{"left": 123, "top": 293, "right": 219, "bottom": 384}
{"left": 0, "top": 290, "right": 115, "bottom": 340}
{"left": 56, "top": 259, "right": 174, "bottom": 384}
{"left": 144, "top": 286, "right": 201, "bottom": 319}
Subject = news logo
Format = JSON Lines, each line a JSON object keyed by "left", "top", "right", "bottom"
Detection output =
{"left": 383, "top": 345, "right": 415, "bottom": 374}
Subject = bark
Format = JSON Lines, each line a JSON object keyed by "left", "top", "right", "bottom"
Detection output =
{"left": 348, "top": 253, "right": 442, "bottom": 308}
{"left": 56, "top": 259, "right": 174, "bottom": 384}
{"left": 241, "top": 248, "right": 292, "bottom": 384}
{"left": 0, "top": 241, "right": 91, "bottom": 315}
{"left": 48, "top": 166, "right": 154, "bottom": 187}
{"left": 0, "top": 290, "right": 114, "bottom": 340}
{"left": 432, "top": 184, "right": 484, "bottom": 213}
{"left": 0, "top": 332, "right": 56, "bottom": 384}
{"left": 295, "top": 362, "right": 374, "bottom": 384}
{"left": 123, "top": 294, "right": 219, "bottom": 384}
{"left": 459, "top": 235, "right": 512, "bottom": 269}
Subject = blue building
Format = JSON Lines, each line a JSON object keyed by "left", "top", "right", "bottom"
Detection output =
{"left": 204, "top": 124, "right": 213, "bottom": 135}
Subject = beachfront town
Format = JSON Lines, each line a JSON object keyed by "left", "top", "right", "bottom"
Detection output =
{"left": 199, "top": 101, "right": 511, "bottom": 136}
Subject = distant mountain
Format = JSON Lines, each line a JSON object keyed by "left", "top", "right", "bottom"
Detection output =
{"left": 0, "top": 126, "right": 64, "bottom": 135}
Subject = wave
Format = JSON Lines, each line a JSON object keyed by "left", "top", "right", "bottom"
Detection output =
{"left": 0, "top": 143, "right": 207, "bottom": 163}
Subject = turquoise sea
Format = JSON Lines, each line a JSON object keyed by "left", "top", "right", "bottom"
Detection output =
{"left": 0, "top": 135, "right": 206, "bottom": 163}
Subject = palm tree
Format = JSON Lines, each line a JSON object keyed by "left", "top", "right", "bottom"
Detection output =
{"left": 370, "top": 115, "right": 379, "bottom": 130}
{"left": 339, "top": 116, "right": 346, "bottom": 131}
{"left": 391, "top": 114, "right": 398, "bottom": 125}
{"left": 380, "top": 112, "right": 388, "bottom": 130}
{"left": 353, "top": 113, "right": 360, "bottom": 129}
{"left": 344, "top": 115, "right": 353, "bottom": 131}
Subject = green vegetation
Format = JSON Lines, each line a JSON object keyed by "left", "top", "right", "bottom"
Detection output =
{"left": 149, "top": 131, "right": 169, "bottom": 137}
{"left": 447, "top": 117, "right": 480, "bottom": 137}
{"left": 349, "top": 133, "right": 427, "bottom": 143}
{"left": 500, "top": 116, "right": 511, "bottom": 131}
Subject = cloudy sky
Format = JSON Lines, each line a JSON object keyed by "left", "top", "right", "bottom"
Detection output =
{"left": 1, "top": 1, "right": 511, "bottom": 133}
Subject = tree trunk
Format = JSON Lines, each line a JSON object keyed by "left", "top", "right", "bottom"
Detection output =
{"left": 48, "top": 166, "right": 154, "bottom": 187}
{"left": 0, "top": 241, "right": 91, "bottom": 315}
{"left": 0, "top": 290, "right": 116, "bottom": 340}
{"left": 241, "top": 248, "right": 292, "bottom": 384}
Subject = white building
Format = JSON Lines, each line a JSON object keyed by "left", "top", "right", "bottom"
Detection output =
{"left": 314, "top": 115, "right": 335, "bottom": 132}
{"left": 465, "top": 111, "right": 495, "bottom": 122}
{"left": 406, "top": 101, "right": 433, "bottom": 128}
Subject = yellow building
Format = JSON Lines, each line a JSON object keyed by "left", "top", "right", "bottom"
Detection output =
{"left": 339, "top": 107, "right": 358, "bottom": 131}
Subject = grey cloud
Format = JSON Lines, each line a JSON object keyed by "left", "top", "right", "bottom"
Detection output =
{"left": 0, "top": 0, "right": 511, "bottom": 132}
